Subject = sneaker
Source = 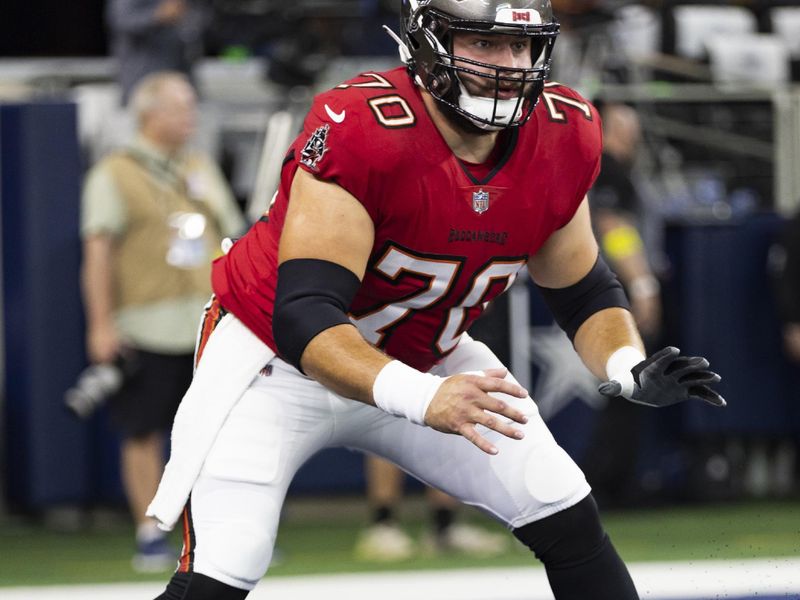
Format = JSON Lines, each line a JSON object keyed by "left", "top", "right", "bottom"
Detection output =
{"left": 422, "top": 523, "right": 509, "bottom": 557}
{"left": 132, "top": 536, "right": 177, "bottom": 573}
{"left": 354, "top": 523, "right": 415, "bottom": 562}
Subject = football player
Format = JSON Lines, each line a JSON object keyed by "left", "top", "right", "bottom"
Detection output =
{"left": 149, "top": 1, "right": 725, "bottom": 598}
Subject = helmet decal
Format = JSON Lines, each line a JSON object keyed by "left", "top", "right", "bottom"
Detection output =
{"left": 495, "top": 9, "right": 543, "bottom": 25}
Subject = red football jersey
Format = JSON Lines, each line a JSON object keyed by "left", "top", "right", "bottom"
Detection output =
{"left": 212, "top": 67, "right": 601, "bottom": 372}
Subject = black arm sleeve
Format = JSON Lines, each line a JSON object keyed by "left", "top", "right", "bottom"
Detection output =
{"left": 536, "top": 255, "right": 630, "bottom": 341}
{"left": 273, "top": 258, "right": 361, "bottom": 372}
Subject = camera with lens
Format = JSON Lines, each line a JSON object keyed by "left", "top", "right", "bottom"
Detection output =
{"left": 64, "top": 354, "right": 138, "bottom": 419}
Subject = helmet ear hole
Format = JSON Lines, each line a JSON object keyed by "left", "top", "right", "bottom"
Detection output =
{"left": 429, "top": 72, "right": 452, "bottom": 96}
{"left": 422, "top": 13, "right": 441, "bottom": 34}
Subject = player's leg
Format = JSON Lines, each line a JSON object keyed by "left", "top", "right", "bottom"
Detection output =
{"left": 358, "top": 458, "right": 508, "bottom": 559}
{"left": 355, "top": 456, "right": 415, "bottom": 560}
{"left": 341, "top": 399, "right": 638, "bottom": 600}
{"left": 156, "top": 359, "right": 335, "bottom": 597}
{"left": 155, "top": 571, "right": 248, "bottom": 600}
{"left": 121, "top": 431, "right": 172, "bottom": 570}
{"left": 120, "top": 431, "right": 163, "bottom": 528}
{"left": 422, "top": 487, "right": 508, "bottom": 556}
{"left": 366, "top": 455, "right": 406, "bottom": 517}
{"left": 112, "top": 350, "right": 194, "bottom": 572}
{"left": 511, "top": 493, "right": 636, "bottom": 599}
{"left": 425, "top": 488, "right": 456, "bottom": 541}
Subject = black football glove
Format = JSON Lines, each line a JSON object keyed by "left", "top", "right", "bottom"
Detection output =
{"left": 598, "top": 346, "right": 726, "bottom": 408}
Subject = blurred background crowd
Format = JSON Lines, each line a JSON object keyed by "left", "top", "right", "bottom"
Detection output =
{"left": 1, "top": 0, "right": 799, "bottom": 575}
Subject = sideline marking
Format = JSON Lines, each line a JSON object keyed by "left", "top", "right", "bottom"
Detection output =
{"left": 2, "top": 559, "right": 799, "bottom": 599}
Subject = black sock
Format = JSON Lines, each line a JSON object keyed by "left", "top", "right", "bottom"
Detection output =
{"left": 373, "top": 505, "right": 394, "bottom": 524}
{"left": 543, "top": 533, "right": 638, "bottom": 599}
{"left": 432, "top": 507, "right": 455, "bottom": 535}
{"left": 513, "top": 495, "right": 638, "bottom": 600}
{"left": 154, "top": 571, "right": 249, "bottom": 600}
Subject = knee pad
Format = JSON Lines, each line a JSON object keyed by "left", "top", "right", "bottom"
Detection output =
{"left": 155, "top": 571, "right": 249, "bottom": 600}
{"left": 512, "top": 494, "right": 607, "bottom": 568}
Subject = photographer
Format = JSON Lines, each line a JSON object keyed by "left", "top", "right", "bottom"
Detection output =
{"left": 79, "top": 72, "right": 244, "bottom": 571}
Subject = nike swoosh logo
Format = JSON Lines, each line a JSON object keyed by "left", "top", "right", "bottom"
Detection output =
{"left": 324, "top": 104, "right": 346, "bottom": 123}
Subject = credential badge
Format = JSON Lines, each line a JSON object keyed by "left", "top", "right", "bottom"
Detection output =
{"left": 472, "top": 189, "right": 490, "bottom": 214}
{"left": 300, "top": 124, "right": 330, "bottom": 170}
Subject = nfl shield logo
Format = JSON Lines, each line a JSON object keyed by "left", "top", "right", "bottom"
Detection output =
{"left": 472, "top": 189, "right": 490, "bottom": 214}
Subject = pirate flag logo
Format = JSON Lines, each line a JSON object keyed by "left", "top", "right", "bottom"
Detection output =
{"left": 300, "top": 124, "right": 330, "bottom": 170}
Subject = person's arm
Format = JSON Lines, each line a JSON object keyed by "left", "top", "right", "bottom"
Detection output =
{"left": 529, "top": 197, "right": 724, "bottom": 407}
{"left": 529, "top": 198, "right": 643, "bottom": 379}
{"left": 82, "top": 234, "right": 121, "bottom": 364}
{"left": 275, "top": 169, "right": 529, "bottom": 454}
{"left": 593, "top": 208, "right": 661, "bottom": 337}
{"left": 80, "top": 166, "right": 126, "bottom": 364}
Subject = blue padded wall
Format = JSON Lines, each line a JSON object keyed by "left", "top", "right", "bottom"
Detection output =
{"left": 1, "top": 102, "right": 92, "bottom": 509}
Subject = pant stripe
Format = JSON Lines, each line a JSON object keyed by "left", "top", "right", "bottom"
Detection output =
{"left": 195, "top": 297, "right": 226, "bottom": 368}
{"left": 178, "top": 497, "right": 196, "bottom": 573}
{"left": 179, "top": 298, "right": 225, "bottom": 575}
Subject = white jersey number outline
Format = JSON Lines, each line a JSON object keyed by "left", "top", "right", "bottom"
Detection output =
{"left": 351, "top": 244, "right": 525, "bottom": 356}
{"left": 542, "top": 82, "right": 593, "bottom": 123}
{"left": 352, "top": 246, "right": 460, "bottom": 348}
{"left": 436, "top": 260, "right": 525, "bottom": 354}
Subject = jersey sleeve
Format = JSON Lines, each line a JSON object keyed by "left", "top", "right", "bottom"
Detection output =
{"left": 574, "top": 92, "right": 603, "bottom": 208}
{"left": 292, "top": 90, "right": 381, "bottom": 222}
{"left": 545, "top": 84, "right": 603, "bottom": 229}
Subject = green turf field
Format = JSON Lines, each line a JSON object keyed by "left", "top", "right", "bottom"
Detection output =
{"left": 0, "top": 498, "right": 797, "bottom": 587}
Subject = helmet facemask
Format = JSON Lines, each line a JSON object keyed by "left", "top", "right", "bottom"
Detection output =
{"left": 399, "top": 2, "right": 559, "bottom": 131}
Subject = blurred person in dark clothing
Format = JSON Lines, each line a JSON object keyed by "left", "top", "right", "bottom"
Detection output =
{"left": 591, "top": 103, "right": 661, "bottom": 340}
{"left": 772, "top": 209, "right": 800, "bottom": 496}
{"left": 107, "top": 0, "right": 208, "bottom": 104}
{"left": 775, "top": 211, "right": 800, "bottom": 364}
{"left": 583, "top": 103, "right": 663, "bottom": 507}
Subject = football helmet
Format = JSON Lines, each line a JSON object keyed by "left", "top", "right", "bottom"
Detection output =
{"left": 396, "top": 0, "right": 559, "bottom": 130}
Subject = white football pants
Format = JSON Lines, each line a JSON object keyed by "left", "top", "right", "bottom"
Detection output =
{"left": 183, "top": 318, "right": 590, "bottom": 590}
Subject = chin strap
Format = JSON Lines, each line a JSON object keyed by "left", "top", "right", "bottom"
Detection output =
{"left": 456, "top": 79, "right": 523, "bottom": 131}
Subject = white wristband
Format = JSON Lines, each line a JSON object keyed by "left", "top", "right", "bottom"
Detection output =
{"left": 605, "top": 346, "right": 646, "bottom": 398}
{"left": 373, "top": 360, "right": 444, "bottom": 425}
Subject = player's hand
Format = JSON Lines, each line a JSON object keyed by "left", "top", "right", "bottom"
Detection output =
{"left": 424, "top": 368, "right": 530, "bottom": 455}
{"left": 598, "top": 346, "right": 726, "bottom": 408}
